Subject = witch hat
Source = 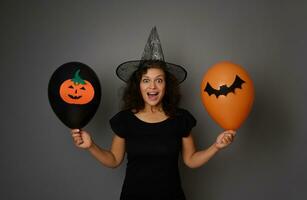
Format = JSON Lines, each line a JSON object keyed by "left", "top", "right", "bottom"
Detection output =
{"left": 116, "top": 27, "right": 187, "bottom": 83}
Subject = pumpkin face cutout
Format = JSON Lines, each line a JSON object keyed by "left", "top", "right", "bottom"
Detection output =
{"left": 201, "top": 61, "right": 254, "bottom": 130}
{"left": 48, "top": 62, "right": 101, "bottom": 128}
{"left": 59, "top": 70, "right": 95, "bottom": 105}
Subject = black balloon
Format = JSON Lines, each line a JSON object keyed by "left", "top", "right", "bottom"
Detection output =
{"left": 48, "top": 62, "right": 101, "bottom": 128}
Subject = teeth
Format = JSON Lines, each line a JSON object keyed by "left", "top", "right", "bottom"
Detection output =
{"left": 148, "top": 92, "right": 158, "bottom": 95}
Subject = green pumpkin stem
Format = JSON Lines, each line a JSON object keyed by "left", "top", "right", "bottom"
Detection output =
{"left": 72, "top": 69, "right": 86, "bottom": 85}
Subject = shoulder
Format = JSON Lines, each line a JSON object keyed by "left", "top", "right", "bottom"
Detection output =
{"left": 175, "top": 108, "right": 195, "bottom": 117}
{"left": 173, "top": 108, "right": 197, "bottom": 137}
{"left": 110, "top": 109, "right": 132, "bottom": 120}
{"left": 173, "top": 108, "right": 197, "bottom": 127}
{"left": 109, "top": 110, "right": 132, "bottom": 138}
{"left": 109, "top": 109, "right": 133, "bottom": 127}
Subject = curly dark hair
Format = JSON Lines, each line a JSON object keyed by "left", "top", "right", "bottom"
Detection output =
{"left": 121, "top": 60, "right": 181, "bottom": 117}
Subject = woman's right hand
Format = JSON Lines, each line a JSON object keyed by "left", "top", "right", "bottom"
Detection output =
{"left": 71, "top": 129, "right": 93, "bottom": 149}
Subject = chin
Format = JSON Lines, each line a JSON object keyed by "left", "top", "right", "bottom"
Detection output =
{"left": 145, "top": 101, "right": 161, "bottom": 107}
{"left": 144, "top": 98, "right": 163, "bottom": 107}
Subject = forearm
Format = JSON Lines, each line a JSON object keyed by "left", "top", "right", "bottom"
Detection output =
{"left": 88, "top": 142, "right": 119, "bottom": 168}
{"left": 187, "top": 144, "right": 220, "bottom": 168}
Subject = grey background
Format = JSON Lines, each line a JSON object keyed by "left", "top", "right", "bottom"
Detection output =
{"left": 1, "top": 0, "right": 306, "bottom": 199}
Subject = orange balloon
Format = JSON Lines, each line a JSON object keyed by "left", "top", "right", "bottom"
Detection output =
{"left": 201, "top": 61, "right": 255, "bottom": 130}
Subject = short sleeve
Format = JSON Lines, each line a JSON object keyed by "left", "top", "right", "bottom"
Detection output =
{"left": 179, "top": 109, "right": 197, "bottom": 137}
{"left": 109, "top": 111, "right": 127, "bottom": 138}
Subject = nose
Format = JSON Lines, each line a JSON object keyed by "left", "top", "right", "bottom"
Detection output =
{"left": 149, "top": 81, "right": 156, "bottom": 89}
{"left": 75, "top": 89, "right": 78, "bottom": 94}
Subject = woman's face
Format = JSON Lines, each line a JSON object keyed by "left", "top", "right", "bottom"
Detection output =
{"left": 139, "top": 67, "right": 166, "bottom": 108}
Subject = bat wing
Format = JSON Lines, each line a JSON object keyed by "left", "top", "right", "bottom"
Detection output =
{"left": 229, "top": 75, "right": 245, "bottom": 94}
{"left": 204, "top": 75, "right": 246, "bottom": 98}
{"left": 204, "top": 83, "right": 221, "bottom": 97}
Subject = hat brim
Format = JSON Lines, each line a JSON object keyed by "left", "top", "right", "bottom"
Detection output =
{"left": 116, "top": 60, "right": 187, "bottom": 84}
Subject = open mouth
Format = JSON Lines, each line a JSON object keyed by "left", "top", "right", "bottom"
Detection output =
{"left": 68, "top": 94, "right": 82, "bottom": 99}
{"left": 147, "top": 92, "right": 159, "bottom": 100}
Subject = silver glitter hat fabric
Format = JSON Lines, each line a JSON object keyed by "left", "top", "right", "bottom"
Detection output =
{"left": 141, "top": 26, "right": 165, "bottom": 61}
{"left": 116, "top": 27, "right": 187, "bottom": 83}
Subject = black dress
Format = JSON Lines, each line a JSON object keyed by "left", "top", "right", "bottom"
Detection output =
{"left": 109, "top": 108, "right": 196, "bottom": 200}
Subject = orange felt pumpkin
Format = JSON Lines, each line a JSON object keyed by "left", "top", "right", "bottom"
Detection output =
{"left": 201, "top": 61, "right": 254, "bottom": 130}
{"left": 59, "top": 69, "right": 95, "bottom": 105}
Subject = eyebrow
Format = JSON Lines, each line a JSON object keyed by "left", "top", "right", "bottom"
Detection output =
{"left": 142, "top": 75, "right": 165, "bottom": 78}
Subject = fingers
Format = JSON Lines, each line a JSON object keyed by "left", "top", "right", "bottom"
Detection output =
{"left": 71, "top": 129, "right": 80, "bottom": 134}
{"left": 71, "top": 129, "right": 80, "bottom": 138}
{"left": 73, "top": 135, "right": 84, "bottom": 145}
{"left": 215, "top": 130, "right": 237, "bottom": 150}
{"left": 221, "top": 130, "right": 236, "bottom": 144}
{"left": 71, "top": 129, "right": 84, "bottom": 146}
{"left": 222, "top": 135, "right": 232, "bottom": 144}
{"left": 223, "top": 130, "right": 236, "bottom": 136}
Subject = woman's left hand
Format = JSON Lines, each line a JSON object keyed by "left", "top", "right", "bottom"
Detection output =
{"left": 215, "top": 130, "right": 236, "bottom": 150}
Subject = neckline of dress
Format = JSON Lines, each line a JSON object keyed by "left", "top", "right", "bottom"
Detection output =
{"left": 129, "top": 110, "right": 171, "bottom": 125}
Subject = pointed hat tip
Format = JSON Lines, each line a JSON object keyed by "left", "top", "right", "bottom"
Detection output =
{"left": 141, "top": 26, "right": 164, "bottom": 61}
{"left": 149, "top": 26, "right": 160, "bottom": 39}
{"left": 151, "top": 26, "right": 158, "bottom": 33}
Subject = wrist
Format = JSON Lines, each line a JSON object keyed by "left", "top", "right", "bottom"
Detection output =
{"left": 212, "top": 143, "right": 221, "bottom": 152}
{"left": 88, "top": 141, "right": 96, "bottom": 151}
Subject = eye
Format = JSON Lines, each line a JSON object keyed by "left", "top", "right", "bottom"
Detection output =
{"left": 142, "top": 79, "right": 150, "bottom": 83}
{"left": 80, "top": 86, "right": 86, "bottom": 90}
{"left": 156, "top": 78, "right": 164, "bottom": 83}
{"left": 69, "top": 85, "right": 74, "bottom": 89}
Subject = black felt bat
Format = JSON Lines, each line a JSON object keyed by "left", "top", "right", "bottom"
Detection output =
{"left": 204, "top": 75, "right": 245, "bottom": 98}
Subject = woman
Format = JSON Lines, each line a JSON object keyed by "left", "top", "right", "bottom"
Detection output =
{"left": 71, "top": 28, "right": 235, "bottom": 199}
